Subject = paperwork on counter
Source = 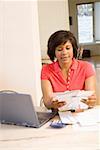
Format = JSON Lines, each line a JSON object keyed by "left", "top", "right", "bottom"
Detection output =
{"left": 53, "top": 90, "right": 99, "bottom": 126}
{"left": 58, "top": 107, "right": 100, "bottom": 126}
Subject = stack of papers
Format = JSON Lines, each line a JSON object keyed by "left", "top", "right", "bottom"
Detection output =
{"left": 74, "top": 108, "right": 100, "bottom": 126}
{"left": 53, "top": 90, "right": 94, "bottom": 111}
{"left": 59, "top": 107, "right": 100, "bottom": 126}
{"left": 59, "top": 111, "right": 77, "bottom": 124}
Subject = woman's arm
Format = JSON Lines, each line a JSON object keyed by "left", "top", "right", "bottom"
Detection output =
{"left": 41, "top": 80, "right": 53, "bottom": 108}
{"left": 85, "top": 75, "right": 96, "bottom": 91}
{"left": 84, "top": 75, "right": 97, "bottom": 107}
{"left": 41, "top": 80, "right": 66, "bottom": 109}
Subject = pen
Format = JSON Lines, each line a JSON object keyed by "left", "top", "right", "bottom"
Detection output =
{"left": 69, "top": 109, "right": 75, "bottom": 112}
{"left": 81, "top": 99, "right": 88, "bottom": 103}
{"left": 59, "top": 109, "right": 75, "bottom": 113}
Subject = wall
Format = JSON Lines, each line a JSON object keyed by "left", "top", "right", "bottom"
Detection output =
{"left": 0, "top": 1, "right": 4, "bottom": 88}
{"left": 0, "top": 0, "right": 70, "bottom": 105}
{"left": 0, "top": 1, "right": 42, "bottom": 106}
{"left": 96, "top": 67, "right": 100, "bottom": 104}
{"left": 68, "top": 0, "right": 100, "bottom": 56}
{"left": 38, "top": 0, "right": 69, "bottom": 59}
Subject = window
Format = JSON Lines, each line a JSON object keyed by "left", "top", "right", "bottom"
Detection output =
{"left": 77, "top": 2, "right": 100, "bottom": 44}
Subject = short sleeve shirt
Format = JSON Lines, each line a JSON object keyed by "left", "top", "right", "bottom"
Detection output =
{"left": 41, "top": 58, "right": 95, "bottom": 92}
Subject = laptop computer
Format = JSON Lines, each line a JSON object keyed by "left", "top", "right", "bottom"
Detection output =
{"left": 0, "top": 92, "right": 56, "bottom": 128}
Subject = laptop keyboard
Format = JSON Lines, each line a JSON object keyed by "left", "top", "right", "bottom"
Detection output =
{"left": 37, "top": 112, "right": 55, "bottom": 124}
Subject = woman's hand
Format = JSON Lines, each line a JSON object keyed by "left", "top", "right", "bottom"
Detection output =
{"left": 75, "top": 93, "right": 97, "bottom": 113}
{"left": 50, "top": 98, "right": 66, "bottom": 110}
{"left": 82, "top": 94, "right": 97, "bottom": 108}
{"left": 87, "top": 94, "right": 96, "bottom": 108}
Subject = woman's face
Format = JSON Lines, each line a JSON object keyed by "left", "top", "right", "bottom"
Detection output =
{"left": 55, "top": 40, "right": 73, "bottom": 65}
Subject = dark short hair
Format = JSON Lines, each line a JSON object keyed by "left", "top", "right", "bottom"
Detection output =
{"left": 47, "top": 30, "right": 78, "bottom": 61}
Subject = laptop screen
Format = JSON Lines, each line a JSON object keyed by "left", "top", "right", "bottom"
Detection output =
{"left": 0, "top": 92, "right": 56, "bottom": 128}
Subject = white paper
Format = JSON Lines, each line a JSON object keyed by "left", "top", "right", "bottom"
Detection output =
{"left": 74, "top": 107, "right": 100, "bottom": 126}
{"left": 59, "top": 107, "right": 100, "bottom": 126}
{"left": 59, "top": 111, "right": 78, "bottom": 124}
{"left": 53, "top": 90, "right": 94, "bottom": 111}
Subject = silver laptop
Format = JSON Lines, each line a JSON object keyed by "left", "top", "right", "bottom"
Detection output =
{"left": 0, "top": 92, "right": 56, "bottom": 128}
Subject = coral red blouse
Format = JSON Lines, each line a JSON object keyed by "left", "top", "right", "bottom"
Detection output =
{"left": 41, "top": 58, "right": 95, "bottom": 92}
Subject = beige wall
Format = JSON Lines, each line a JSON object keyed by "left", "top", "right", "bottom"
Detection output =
{"left": 0, "top": 1, "right": 42, "bottom": 106}
{"left": 38, "top": 0, "right": 69, "bottom": 59}
{"left": 68, "top": 0, "right": 100, "bottom": 56}
{"left": 0, "top": 0, "right": 70, "bottom": 105}
{"left": 0, "top": 1, "right": 3, "bottom": 89}
{"left": 96, "top": 67, "right": 100, "bottom": 104}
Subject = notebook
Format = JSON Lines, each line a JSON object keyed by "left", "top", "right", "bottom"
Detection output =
{"left": 0, "top": 92, "right": 56, "bottom": 128}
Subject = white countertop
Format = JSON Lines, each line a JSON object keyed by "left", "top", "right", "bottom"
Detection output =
{"left": 0, "top": 108, "right": 100, "bottom": 150}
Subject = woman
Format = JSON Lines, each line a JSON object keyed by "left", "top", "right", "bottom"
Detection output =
{"left": 41, "top": 30, "right": 96, "bottom": 110}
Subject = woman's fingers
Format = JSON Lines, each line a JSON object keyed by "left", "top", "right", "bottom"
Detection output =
{"left": 51, "top": 99, "right": 66, "bottom": 109}
{"left": 82, "top": 99, "right": 96, "bottom": 108}
{"left": 86, "top": 99, "right": 96, "bottom": 107}
{"left": 87, "top": 94, "right": 96, "bottom": 107}
{"left": 57, "top": 101, "right": 66, "bottom": 107}
{"left": 88, "top": 94, "right": 97, "bottom": 100}
{"left": 81, "top": 94, "right": 97, "bottom": 108}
